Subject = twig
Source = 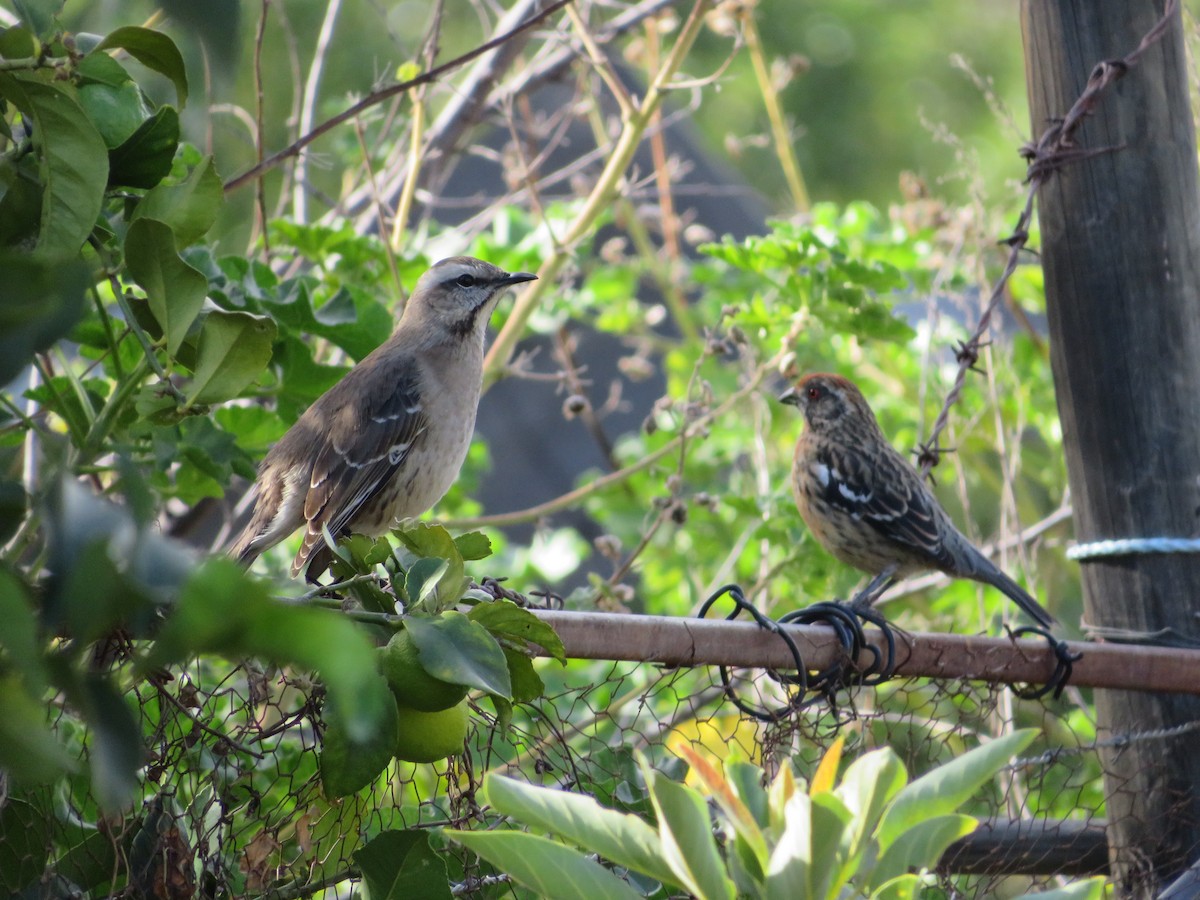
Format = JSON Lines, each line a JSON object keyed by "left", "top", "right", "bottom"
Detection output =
{"left": 224, "top": 0, "right": 572, "bottom": 194}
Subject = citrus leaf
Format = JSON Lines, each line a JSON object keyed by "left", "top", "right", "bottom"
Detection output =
{"left": 354, "top": 830, "right": 451, "bottom": 900}
{"left": 403, "top": 612, "right": 511, "bottom": 699}
{"left": 184, "top": 310, "right": 276, "bottom": 405}
{"left": 125, "top": 217, "right": 207, "bottom": 357}
{"left": 96, "top": 26, "right": 188, "bottom": 107}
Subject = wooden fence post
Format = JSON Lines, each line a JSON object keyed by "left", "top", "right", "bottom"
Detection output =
{"left": 1020, "top": 1, "right": 1200, "bottom": 894}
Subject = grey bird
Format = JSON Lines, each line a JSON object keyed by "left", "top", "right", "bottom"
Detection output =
{"left": 228, "top": 256, "right": 537, "bottom": 581}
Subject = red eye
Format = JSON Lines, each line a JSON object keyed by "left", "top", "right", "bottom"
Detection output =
{"left": 807, "top": 386, "right": 821, "bottom": 400}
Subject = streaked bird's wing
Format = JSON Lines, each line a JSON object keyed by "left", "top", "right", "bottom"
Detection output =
{"left": 294, "top": 358, "right": 428, "bottom": 576}
{"left": 814, "top": 446, "right": 954, "bottom": 569}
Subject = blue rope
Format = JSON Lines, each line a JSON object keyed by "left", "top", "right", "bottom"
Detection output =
{"left": 1067, "top": 537, "right": 1200, "bottom": 561}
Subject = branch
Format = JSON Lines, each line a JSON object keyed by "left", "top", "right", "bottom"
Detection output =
{"left": 223, "top": 0, "right": 572, "bottom": 194}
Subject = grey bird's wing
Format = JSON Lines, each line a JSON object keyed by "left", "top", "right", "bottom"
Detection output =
{"left": 814, "top": 446, "right": 955, "bottom": 570}
{"left": 295, "top": 357, "right": 428, "bottom": 577}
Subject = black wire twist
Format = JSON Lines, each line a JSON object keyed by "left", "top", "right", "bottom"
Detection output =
{"left": 1007, "top": 625, "right": 1081, "bottom": 701}
{"left": 696, "top": 584, "right": 898, "bottom": 721}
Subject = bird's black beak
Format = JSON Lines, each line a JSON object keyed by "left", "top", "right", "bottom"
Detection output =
{"left": 499, "top": 271, "right": 538, "bottom": 287}
{"left": 778, "top": 387, "right": 801, "bottom": 407}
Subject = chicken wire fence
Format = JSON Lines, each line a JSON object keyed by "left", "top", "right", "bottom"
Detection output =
{"left": 12, "top": 631, "right": 1188, "bottom": 900}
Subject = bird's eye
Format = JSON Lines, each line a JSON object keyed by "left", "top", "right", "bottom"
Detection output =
{"left": 456, "top": 274, "right": 477, "bottom": 288}
{"left": 807, "top": 386, "right": 821, "bottom": 400}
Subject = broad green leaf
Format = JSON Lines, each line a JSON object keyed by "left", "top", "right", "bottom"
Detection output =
{"left": 765, "top": 790, "right": 810, "bottom": 900}
{"left": 141, "top": 559, "right": 389, "bottom": 742}
{"left": 467, "top": 598, "right": 566, "bottom": 662}
{"left": 125, "top": 217, "right": 207, "bottom": 356}
{"left": 0, "top": 567, "right": 43, "bottom": 693}
{"left": 870, "top": 874, "right": 924, "bottom": 900}
{"left": 78, "top": 79, "right": 148, "bottom": 148}
{"left": 673, "top": 745, "right": 767, "bottom": 875}
{"left": 71, "top": 674, "right": 142, "bottom": 811}
{"left": 810, "top": 791, "right": 854, "bottom": 897}
{"left": 353, "top": 830, "right": 452, "bottom": 900}
{"left": 483, "top": 774, "right": 676, "bottom": 888}
{"left": 96, "top": 26, "right": 188, "bottom": 107}
{"left": 453, "top": 531, "right": 492, "bottom": 560}
{"left": 726, "top": 760, "right": 769, "bottom": 829}
{"left": 501, "top": 646, "right": 544, "bottom": 702}
{"left": 184, "top": 310, "right": 276, "bottom": 405}
{"left": 404, "top": 557, "right": 450, "bottom": 608}
{"left": 876, "top": 730, "right": 1036, "bottom": 852}
{"left": 868, "top": 814, "right": 976, "bottom": 892}
{"left": 133, "top": 156, "right": 223, "bottom": 247}
{"left": 0, "top": 674, "right": 75, "bottom": 784}
{"left": 0, "top": 73, "right": 107, "bottom": 257}
{"left": 51, "top": 829, "right": 117, "bottom": 895}
{"left": 835, "top": 747, "right": 907, "bottom": 856}
{"left": 394, "top": 523, "right": 466, "bottom": 607}
{"left": 447, "top": 830, "right": 642, "bottom": 900}
{"left": 11, "top": 0, "right": 60, "bottom": 37}
{"left": 0, "top": 796, "right": 52, "bottom": 894}
{"left": 403, "top": 612, "right": 511, "bottom": 699}
{"left": 644, "top": 761, "right": 735, "bottom": 900}
{"left": 108, "top": 105, "right": 179, "bottom": 189}
{"left": 319, "top": 692, "right": 398, "bottom": 799}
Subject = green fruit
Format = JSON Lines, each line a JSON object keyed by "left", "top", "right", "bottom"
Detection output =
{"left": 393, "top": 700, "right": 469, "bottom": 764}
{"left": 379, "top": 629, "right": 469, "bottom": 712}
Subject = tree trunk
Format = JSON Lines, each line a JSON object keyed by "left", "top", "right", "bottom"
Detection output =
{"left": 1020, "top": 1, "right": 1200, "bottom": 895}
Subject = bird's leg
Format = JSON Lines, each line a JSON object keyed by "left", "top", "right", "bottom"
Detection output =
{"left": 848, "top": 566, "right": 898, "bottom": 611}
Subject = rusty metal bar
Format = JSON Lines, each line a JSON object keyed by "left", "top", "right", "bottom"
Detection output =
{"left": 531, "top": 610, "right": 1200, "bottom": 695}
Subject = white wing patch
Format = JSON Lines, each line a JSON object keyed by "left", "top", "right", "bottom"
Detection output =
{"left": 836, "top": 480, "right": 871, "bottom": 505}
{"left": 388, "top": 442, "right": 411, "bottom": 465}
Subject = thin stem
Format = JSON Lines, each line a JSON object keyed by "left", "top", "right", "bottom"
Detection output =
{"left": 742, "top": 13, "right": 809, "bottom": 213}
{"left": 483, "top": 0, "right": 715, "bottom": 385}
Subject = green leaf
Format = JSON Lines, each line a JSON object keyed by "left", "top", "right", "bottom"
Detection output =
{"left": 764, "top": 790, "right": 810, "bottom": 900}
{"left": 0, "top": 72, "right": 108, "bottom": 256}
{"left": 0, "top": 567, "right": 44, "bottom": 694}
{"left": 644, "top": 760, "right": 735, "bottom": 900}
{"left": 393, "top": 522, "right": 466, "bottom": 608}
{"left": 869, "top": 874, "right": 924, "bottom": 900}
{"left": 141, "top": 558, "right": 390, "bottom": 742}
{"left": 0, "top": 796, "right": 52, "bottom": 894}
{"left": 0, "top": 674, "right": 75, "bottom": 785}
{"left": 96, "top": 26, "right": 188, "bottom": 107}
{"left": 125, "top": 217, "right": 208, "bottom": 357}
{"left": 809, "top": 792, "right": 853, "bottom": 897}
{"left": 132, "top": 156, "right": 223, "bottom": 247}
{"left": 353, "top": 829, "right": 452, "bottom": 900}
{"left": 69, "top": 674, "right": 143, "bottom": 811}
{"left": 78, "top": 79, "right": 149, "bottom": 148}
{"left": 184, "top": 310, "right": 276, "bottom": 405}
{"left": 10, "top": 0, "right": 59, "bottom": 38}
{"left": 108, "top": 105, "right": 179, "bottom": 189}
{"left": 726, "top": 760, "right": 770, "bottom": 829}
{"left": 447, "top": 830, "right": 642, "bottom": 900}
{"left": 835, "top": 747, "right": 907, "bottom": 858}
{"left": 467, "top": 599, "right": 566, "bottom": 663}
{"left": 319, "top": 692, "right": 398, "bottom": 799}
{"left": 0, "top": 253, "right": 88, "bottom": 386}
{"left": 876, "top": 730, "right": 1036, "bottom": 852}
{"left": 404, "top": 557, "right": 449, "bottom": 608}
{"left": 453, "top": 531, "right": 493, "bottom": 560}
{"left": 868, "top": 814, "right": 976, "bottom": 892}
{"left": 502, "top": 646, "right": 544, "bottom": 703}
{"left": 483, "top": 773, "right": 676, "bottom": 888}
{"left": 403, "top": 612, "right": 511, "bottom": 699}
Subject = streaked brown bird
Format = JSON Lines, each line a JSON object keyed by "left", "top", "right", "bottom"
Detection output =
{"left": 229, "top": 256, "right": 537, "bottom": 581}
{"left": 779, "top": 372, "right": 1054, "bottom": 627}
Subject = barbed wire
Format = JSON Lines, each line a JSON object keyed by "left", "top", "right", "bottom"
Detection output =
{"left": 915, "top": 0, "right": 1179, "bottom": 477}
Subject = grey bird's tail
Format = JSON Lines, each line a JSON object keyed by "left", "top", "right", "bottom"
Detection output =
{"left": 968, "top": 554, "right": 1055, "bottom": 628}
